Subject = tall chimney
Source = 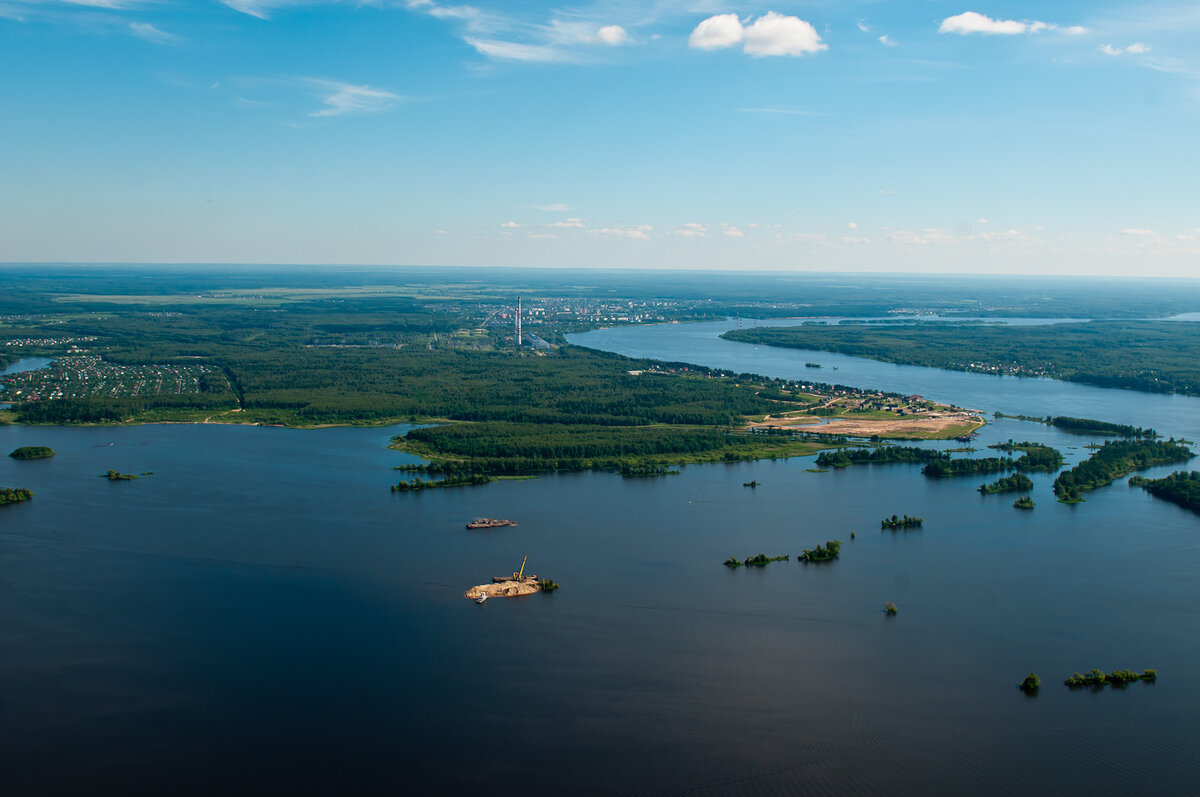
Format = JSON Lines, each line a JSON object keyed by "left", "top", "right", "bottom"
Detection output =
{"left": 516, "top": 297, "right": 522, "bottom": 347}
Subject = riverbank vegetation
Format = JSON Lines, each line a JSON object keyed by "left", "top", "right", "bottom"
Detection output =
{"left": 722, "top": 321, "right": 1200, "bottom": 396}
{"left": 798, "top": 540, "right": 841, "bottom": 562}
{"left": 980, "top": 473, "right": 1034, "bottom": 494}
{"left": 392, "top": 474, "right": 493, "bottom": 492}
{"left": 1053, "top": 439, "right": 1194, "bottom": 502}
{"left": 0, "top": 487, "right": 34, "bottom": 505}
{"left": 1129, "top": 471, "right": 1200, "bottom": 513}
{"left": 9, "top": 446, "right": 55, "bottom": 459}
{"left": 881, "top": 514, "right": 923, "bottom": 530}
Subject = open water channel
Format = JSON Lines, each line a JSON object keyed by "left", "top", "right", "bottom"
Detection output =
{"left": 2, "top": 323, "right": 1199, "bottom": 795}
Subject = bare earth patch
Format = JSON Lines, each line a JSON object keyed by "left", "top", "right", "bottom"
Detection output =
{"left": 748, "top": 412, "right": 984, "bottom": 439}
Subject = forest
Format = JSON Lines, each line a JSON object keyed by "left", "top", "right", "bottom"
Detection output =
{"left": 722, "top": 321, "right": 1200, "bottom": 396}
{"left": 1053, "top": 440, "right": 1194, "bottom": 502}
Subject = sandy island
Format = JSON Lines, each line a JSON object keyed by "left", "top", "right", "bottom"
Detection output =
{"left": 465, "top": 578, "right": 542, "bottom": 600}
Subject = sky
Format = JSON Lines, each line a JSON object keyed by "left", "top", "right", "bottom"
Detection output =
{"left": 1, "top": 1, "right": 1199, "bottom": 276}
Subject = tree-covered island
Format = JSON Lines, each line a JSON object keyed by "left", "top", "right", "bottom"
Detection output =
{"left": 9, "top": 446, "right": 55, "bottom": 459}
{"left": 724, "top": 553, "right": 789, "bottom": 568}
{"left": 1129, "top": 471, "right": 1200, "bottom": 513}
{"left": 1053, "top": 439, "right": 1194, "bottom": 502}
{"left": 881, "top": 514, "right": 923, "bottom": 530}
{"left": 797, "top": 540, "right": 842, "bottom": 562}
{"left": 0, "top": 487, "right": 34, "bottom": 505}
{"left": 979, "top": 474, "right": 1034, "bottom": 494}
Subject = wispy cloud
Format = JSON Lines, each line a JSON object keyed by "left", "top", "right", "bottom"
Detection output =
{"left": 1100, "top": 42, "right": 1151, "bottom": 56}
{"left": 939, "top": 11, "right": 1087, "bottom": 36}
{"left": 307, "top": 79, "right": 398, "bottom": 117}
{"left": 129, "top": 21, "right": 181, "bottom": 44}
{"left": 534, "top": 203, "right": 569, "bottom": 212}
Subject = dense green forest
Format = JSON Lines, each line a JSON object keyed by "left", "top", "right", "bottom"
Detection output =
{"left": 1052, "top": 440, "right": 1194, "bottom": 502}
{"left": 1050, "top": 417, "right": 1157, "bottom": 438}
{"left": 722, "top": 322, "right": 1200, "bottom": 395}
{"left": 987, "top": 441, "right": 1064, "bottom": 471}
{"left": 814, "top": 446, "right": 946, "bottom": 468}
{"left": 922, "top": 457, "right": 1014, "bottom": 478}
{"left": 9, "top": 446, "right": 55, "bottom": 459}
{"left": 1129, "top": 471, "right": 1200, "bottom": 513}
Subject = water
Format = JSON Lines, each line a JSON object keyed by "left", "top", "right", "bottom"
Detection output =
{"left": 570, "top": 319, "right": 1200, "bottom": 442}
{"left": 2, "top": 332, "right": 1199, "bottom": 794}
{"left": 1, "top": 356, "right": 52, "bottom": 376}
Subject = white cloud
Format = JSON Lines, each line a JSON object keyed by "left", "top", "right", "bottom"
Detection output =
{"left": 129, "top": 21, "right": 180, "bottom": 44}
{"left": 307, "top": 79, "right": 398, "bottom": 117}
{"left": 1101, "top": 42, "right": 1151, "bottom": 56}
{"left": 588, "top": 225, "right": 652, "bottom": 239}
{"left": 550, "top": 217, "right": 585, "bottom": 228}
{"left": 723, "top": 226, "right": 745, "bottom": 237}
{"left": 672, "top": 222, "right": 707, "bottom": 238}
{"left": 878, "top": 35, "right": 897, "bottom": 47}
{"left": 744, "top": 12, "right": 825, "bottom": 56}
{"left": 939, "top": 11, "right": 1086, "bottom": 36}
{"left": 465, "top": 37, "right": 571, "bottom": 63}
{"left": 597, "top": 25, "right": 629, "bottom": 45}
{"left": 1121, "top": 228, "right": 1156, "bottom": 236}
{"left": 527, "top": 232, "right": 558, "bottom": 239}
{"left": 689, "top": 13, "right": 743, "bottom": 50}
{"left": 846, "top": 222, "right": 858, "bottom": 229}
{"left": 690, "top": 11, "right": 825, "bottom": 57}
{"left": 499, "top": 221, "right": 522, "bottom": 228}
{"left": 856, "top": 19, "right": 870, "bottom": 33}
{"left": 534, "top": 203, "right": 569, "bottom": 212}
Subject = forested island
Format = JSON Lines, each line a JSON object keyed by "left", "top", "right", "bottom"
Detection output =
{"left": 392, "top": 474, "right": 493, "bottom": 492}
{"left": 1053, "top": 440, "right": 1194, "bottom": 502}
{"left": 923, "top": 457, "right": 1013, "bottom": 478}
{"left": 986, "top": 441, "right": 1064, "bottom": 472}
{"left": 721, "top": 322, "right": 1200, "bottom": 395}
{"left": 1129, "top": 472, "right": 1200, "bottom": 513}
{"left": 102, "top": 470, "right": 139, "bottom": 480}
{"left": 9, "top": 446, "right": 55, "bottom": 459}
{"left": 798, "top": 540, "right": 841, "bottom": 562}
{"left": 724, "top": 553, "right": 789, "bottom": 568}
{"left": 979, "top": 474, "right": 1034, "bottom": 494}
{"left": 815, "top": 446, "right": 946, "bottom": 468}
{"left": 0, "top": 487, "right": 34, "bottom": 505}
{"left": 1064, "top": 668, "right": 1156, "bottom": 688}
{"left": 1013, "top": 496, "right": 1036, "bottom": 509}
{"left": 881, "top": 514, "right": 923, "bottom": 530}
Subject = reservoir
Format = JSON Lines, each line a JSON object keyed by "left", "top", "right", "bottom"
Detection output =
{"left": 2, "top": 326, "right": 1198, "bottom": 795}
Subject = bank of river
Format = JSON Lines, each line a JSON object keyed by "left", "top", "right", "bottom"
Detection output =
{"left": 2, "top": 332, "right": 1199, "bottom": 795}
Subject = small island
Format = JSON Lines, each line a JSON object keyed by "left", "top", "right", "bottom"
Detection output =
{"left": 797, "top": 539, "right": 841, "bottom": 562}
{"left": 979, "top": 473, "right": 1034, "bottom": 495}
{"left": 723, "top": 553, "right": 789, "bottom": 568}
{"left": 1064, "top": 668, "right": 1156, "bottom": 689}
{"left": 9, "top": 446, "right": 55, "bottom": 460}
{"left": 466, "top": 518, "right": 517, "bottom": 529}
{"left": 884, "top": 601, "right": 898, "bottom": 616}
{"left": 1013, "top": 496, "right": 1036, "bottom": 510}
{"left": 1, "top": 487, "right": 34, "bottom": 505}
{"left": 393, "top": 474, "right": 493, "bottom": 492}
{"left": 743, "top": 480, "right": 760, "bottom": 488}
{"left": 101, "top": 470, "right": 139, "bottom": 480}
{"left": 1019, "top": 673, "right": 1041, "bottom": 693}
{"left": 881, "top": 514, "right": 923, "bottom": 530}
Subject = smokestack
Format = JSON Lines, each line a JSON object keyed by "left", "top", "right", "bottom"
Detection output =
{"left": 516, "top": 297, "right": 522, "bottom": 347}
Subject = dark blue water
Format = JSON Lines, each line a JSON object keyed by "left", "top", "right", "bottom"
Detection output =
{"left": 2, "top": 334, "right": 1199, "bottom": 794}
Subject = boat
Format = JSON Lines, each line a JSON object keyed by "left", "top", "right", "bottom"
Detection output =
{"left": 466, "top": 518, "right": 517, "bottom": 529}
{"left": 475, "top": 593, "right": 488, "bottom": 604}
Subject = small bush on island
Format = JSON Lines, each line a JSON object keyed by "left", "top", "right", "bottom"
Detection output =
{"left": 724, "top": 553, "right": 789, "bottom": 568}
{"left": 538, "top": 579, "right": 559, "bottom": 592}
{"left": 1013, "top": 496, "right": 1035, "bottom": 510}
{"left": 101, "top": 470, "right": 139, "bottom": 481}
{"left": 798, "top": 540, "right": 841, "bottom": 562}
{"left": 9, "top": 446, "right": 55, "bottom": 460}
{"left": 1, "top": 487, "right": 34, "bottom": 505}
{"left": 1019, "top": 673, "right": 1041, "bottom": 693}
{"left": 884, "top": 602, "right": 898, "bottom": 616}
{"left": 881, "top": 514, "right": 923, "bottom": 530}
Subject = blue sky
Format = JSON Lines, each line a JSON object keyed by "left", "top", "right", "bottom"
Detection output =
{"left": 2, "top": 1, "right": 1198, "bottom": 275}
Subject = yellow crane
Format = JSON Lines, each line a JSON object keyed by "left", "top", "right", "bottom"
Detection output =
{"left": 512, "top": 555, "right": 528, "bottom": 581}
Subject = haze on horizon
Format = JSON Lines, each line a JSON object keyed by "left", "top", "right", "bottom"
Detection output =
{"left": 2, "top": 0, "right": 1198, "bottom": 277}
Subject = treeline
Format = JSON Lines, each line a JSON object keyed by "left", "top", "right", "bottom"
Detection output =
{"left": 1051, "top": 417, "right": 1156, "bottom": 438}
{"left": 15, "top": 394, "right": 235, "bottom": 424}
{"left": 1129, "top": 471, "right": 1200, "bottom": 513}
{"left": 721, "top": 321, "right": 1200, "bottom": 396}
{"left": 1053, "top": 440, "right": 1194, "bottom": 502}
{"left": 923, "top": 457, "right": 1014, "bottom": 478}
{"left": 815, "top": 446, "right": 946, "bottom": 468}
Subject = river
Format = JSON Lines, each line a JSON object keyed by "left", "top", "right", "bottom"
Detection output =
{"left": 1, "top": 332, "right": 1198, "bottom": 795}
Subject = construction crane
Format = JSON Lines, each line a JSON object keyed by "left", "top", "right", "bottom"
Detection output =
{"left": 512, "top": 555, "right": 528, "bottom": 581}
